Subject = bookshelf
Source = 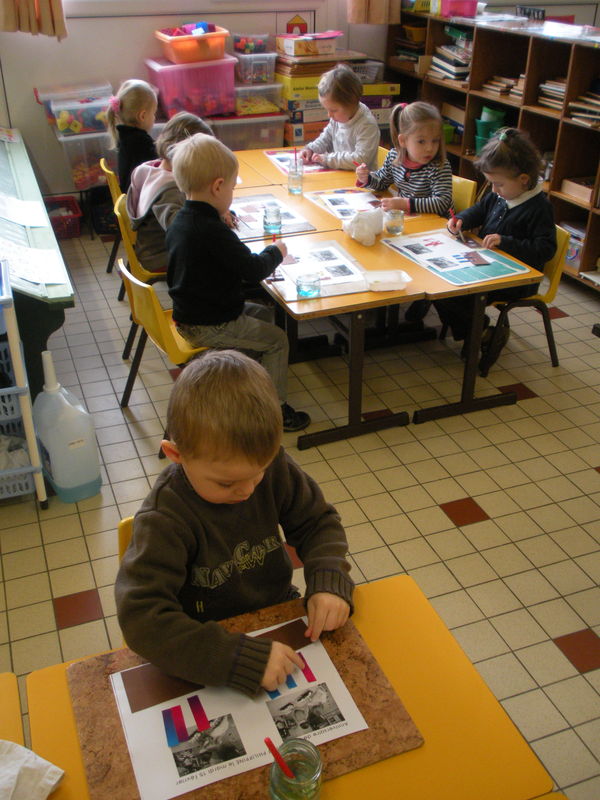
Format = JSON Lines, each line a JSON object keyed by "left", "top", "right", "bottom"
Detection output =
{"left": 385, "top": 13, "right": 600, "bottom": 288}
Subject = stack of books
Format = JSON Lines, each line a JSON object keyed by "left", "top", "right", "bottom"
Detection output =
{"left": 509, "top": 74, "right": 525, "bottom": 100}
{"left": 428, "top": 44, "right": 471, "bottom": 82}
{"left": 537, "top": 78, "right": 566, "bottom": 111}
{"left": 567, "top": 91, "right": 600, "bottom": 127}
{"left": 482, "top": 75, "right": 517, "bottom": 95}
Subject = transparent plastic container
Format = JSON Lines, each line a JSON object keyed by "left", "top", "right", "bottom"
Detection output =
{"left": 235, "top": 83, "right": 282, "bottom": 115}
{"left": 55, "top": 130, "right": 116, "bottom": 190}
{"left": 234, "top": 52, "right": 278, "bottom": 85}
{"left": 145, "top": 56, "right": 235, "bottom": 119}
{"left": 209, "top": 114, "right": 287, "bottom": 150}
{"left": 155, "top": 25, "right": 229, "bottom": 64}
{"left": 233, "top": 33, "right": 269, "bottom": 54}
{"left": 34, "top": 81, "right": 112, "bottom": 126}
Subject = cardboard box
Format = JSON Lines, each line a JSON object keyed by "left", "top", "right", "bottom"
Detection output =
{"left": 560, "top": 176, "right": 595, "bottom": 205}
{"left": 276, "top": 33, "right": 341, "bottom": 57}
{"left": 284, "top": 120, "right": 328, "bottom": 144}
{"left": 280, "top": 81, "right": 400, "bottom": 102}
{"left": 371, "top": 107, "right": 393, "bottom": 125}
{"left": 288, "top": 107, "right": 330, "bottom": 123}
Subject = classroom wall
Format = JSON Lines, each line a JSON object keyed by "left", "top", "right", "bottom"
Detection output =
{"left": 0, "top": 0, "right": 387, "bottom": 194}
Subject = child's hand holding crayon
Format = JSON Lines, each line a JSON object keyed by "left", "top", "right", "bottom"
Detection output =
{"left": 354, "top": 161, "right": 369, "bottom": 187}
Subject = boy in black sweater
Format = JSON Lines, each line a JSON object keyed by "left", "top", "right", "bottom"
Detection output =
{"left": 166, "top": 133, "right": 310, "bottom": 432}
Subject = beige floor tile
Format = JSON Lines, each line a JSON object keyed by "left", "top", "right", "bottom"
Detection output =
{"left": 504, "top": 569, "right": 559, "bottom": 605}
{"left": 345, "top": 522, "right": 384, "bottom": 554}
{"left": 390, "top": 485, "right": 435, "bottom": 512}
{"left": 374, "top": 464, "right": 417, "bottom": 492}
{"left": 373, "top": 514, "right": 420, "bottom": 544}
{"left": 451, "top": 619, "right": 510, "bottom": 662}
{"left": 561, "top": 496, "right": 600, "bottom": 525}
{"left": 390, "top": 538, "right": 439, "bottom": 570}
{"left": 429, "top": 590, "right": 485, "bottom": 628}
{"left": 2, "top": 547, "right": 47, "bottom": 581}
{"left": 8, "top": 601, "right": 56, "bottom": 641}
{"left": 342, "top": 473, "right": 385, "bottom": 499}
{"left": 0, "top": 524, "right": 42, "bottom": 554}
{"left": 541, "top": 561, "right": 595, "bottom": 595}
{"left": 551, "top": 527, "right": 600, "bottom": 558}
{"left": 422, "top": 477, "right": 465, "bottom": 504}
{"left": 4, "top": 573, "right": 52, "bottom": 610}
{"left": 351, "top": 547, "right": 402, "bottom": 581}
{"left": 501, "top": 689, "right": 568, "bottom": 739}
{"left": 490, "top": 609, "right": 549, "bottom": 650}
{"left": 40, "top": 514, "right": 83, "bottom": 545}
{"left": 408, "top": 562, "right": 460, "bottom": 598}
{"left": 406, "top": 458, "right": 451, "bottom": 484}
{"left": 517, "top": 534, "right": 568, "bottom": 567}
{"left": 475, "top": 653, "right": 537, "bottom": 699}
{"left": 91, "top": 555, "right": 120, "bottom": 588}
{"left": 45, "top": 537, "right": 89, "bottom": 571}
{"left": 49, "top": 563, "right": 95, "bottom": 597}
{"left": 474, "top": 490, "right": 522, "bottom": 518}
{"left": 544, "top": 677, "right": 600, "bottom": 726}
{"left": 11, "top": 632, "right": 62, "bottom": 676}
{"left": 576, "top": 719, "right": 600, "bottom": 761}
{"left": 531, "top": 730, "right": 600, "bottom": 787}
{"left": 407, "top": 506, "right": 455, "bottom": 536}
{"left": 515, "top": 641, "right": 578, "bottom": 686}
{"left": 426, "top": 530, "right": 475, "bottom": 560}
{"left": 356, "top": 493, "right": 401, "bottom": 521}
{"left": 111, "top": 477, "right": 151, "bottom": 504}
{"left": 482, "top": 543, "right": 534, "bottom": 576}
{"left": 467, "top": 580, "right": 522, "bottom": 616}
{"left": 529, "top": 504, "right": 579, "bottom": 533}
{"left": 59, "top": 620, "right": 110, "bottom": 662}
{"left": 446, "top": 553, "right": 497, "bottom": 587}
{"left": 462, "top": 519, "right": 510, "bottom": 550}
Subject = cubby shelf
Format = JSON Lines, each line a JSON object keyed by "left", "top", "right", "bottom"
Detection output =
{"left": 386, "top": 11, "right": 600, "bottom": 287}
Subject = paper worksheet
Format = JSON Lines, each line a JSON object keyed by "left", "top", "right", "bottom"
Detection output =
{"left": 0, "top": 236, "right": 69, "bottom": 285}
{"left": 306, "top": 188, "right": 382, "bottom": 220}
{"left": 0, "top": 192, "right": 48, "bottom": 227}
{"left": 111, "top": 618, "right": 367, "bottom": 800}
{"left": 230, "top": 193, "right": 316, "bottom": 239}
{"left": 382, "top": 228, "right": 529, "bottom": 286}
{"left": 264, "top": 149, "right": 330, "bottom": 175}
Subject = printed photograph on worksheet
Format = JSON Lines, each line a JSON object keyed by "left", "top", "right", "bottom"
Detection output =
{"left": 306, "top": 188, "right": 381, "bottom": 220}
{"left": 110, "top": 617, "right": 367, "bottom": 800}
{"left": 229, "top": 193, "right": 315, "bottom": 239}
{"left": 382, "top": 229, "right": 529, "bottom": 287}
{"left": 264, "top": 149, "right": 329, "bottom": 174}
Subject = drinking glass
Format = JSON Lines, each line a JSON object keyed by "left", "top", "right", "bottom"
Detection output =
{"left": 269, "top": 738, "right": 322, "bottom": 800}
{"left": 263, "top": 203, "right": 282, "bottom": 234}
{"left": 384, "top": 208, "right": 404, "bottom": 236}
{"left": 288, "top": 160, "right": 304, "bottom": 195}
{"left": 296, "top": 273, "right": 321, "bottom": 298}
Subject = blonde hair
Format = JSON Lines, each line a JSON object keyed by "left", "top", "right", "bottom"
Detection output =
{"left": 106, "top": 79, "right": 157, "bottom": 148}
{"left": 171, "top": 133, "right": 238, "bottom": 195}
{"left": 156, "top": 112, "right": 213, "bottom": 161}
{"left": 390, "top": 101, "right": 446, "bottom": 165}
{"left": 166, "top": 350, "right": 283, "bottom": 462}
{"left": 476, "top": 127, "right": 542, "bottom": 190}
{"left": 318, "top": 64, "right": 362, "bottom": 109}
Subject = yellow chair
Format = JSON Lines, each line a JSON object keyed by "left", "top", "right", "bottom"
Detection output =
{"left": 377, "top": 145, "right": 389, "bottom": 168}
{"left": 114, "top": 193, "right": 169, "bottom": 359}
{"left": 117, "top": 258, "right": 206, "bottom": 407}
{"left": 0, "top": 672, "right": 24, "bottom": 744}
{"left": 99, "top": 158, "right": 122, "bottom": 274}
{"left": 118, "top": 516, "right": 134, "bottom": 561}
{"left": 451, "top": 175, "right": 477, "bottom": 213}
{"left": 479, "top": 225, "right": 569, "bottom": 377}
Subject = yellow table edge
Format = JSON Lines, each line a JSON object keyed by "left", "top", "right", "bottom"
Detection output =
{"left": 0, "top": 672, "right": 24, "bottom": 745}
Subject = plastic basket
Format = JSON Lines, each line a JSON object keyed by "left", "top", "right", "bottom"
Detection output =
{"left": 44, "top": 196, "right": 82, "bottom": 239}
{"left": 0, "top": 465, "right": 37, "bottom": 501}
{"left": 155, "top": 26, "right": 229, "bottom": 64}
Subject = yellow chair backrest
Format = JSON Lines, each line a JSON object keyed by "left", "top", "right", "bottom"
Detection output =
{"left": 114, "top": 194, "right": 167, "bottom": 283}
{"left": 118, "top": 516, "right": 134, "bottom": 561}
{"left": 451, "top": 175, "right": 477, "bottom": 213}
{"left": 117, "top": 259, "right": 204, "bottom": 365}
{"left": 100, "top": 157, "right": 121, "bottom": 205}
{"left": 377, "top": 146, "right": 389, "bottom": 168}
{"left": 0, "top": 672, "right": 24, "bottom": 744}
{"left": 528, "top": 225, "right": 569, "bottom": 304}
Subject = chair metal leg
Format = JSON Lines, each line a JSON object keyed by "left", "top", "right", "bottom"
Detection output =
{"left": 439, "top": 322, "right": 449, "bottom": 340}
{"left": 122, "top": 319, "right": 138, "bottom": 360}
{"left": 537, "top": 303, "right": 559, "bottom": 367}
{"left": 117, "top": 279, "right": 126, "bottom": 302}
{"left": 120, "top": 329, "right": 147, "bottom": 407}
{"left": 106, "top": 233, "right": 121, "bottom": 274}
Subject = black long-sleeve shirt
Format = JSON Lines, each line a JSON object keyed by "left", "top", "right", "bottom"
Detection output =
{"left": 456, "top": 186, "right": 556, "bottom": 270}
{"left": 166, "top": 201, "right": 283, "bottom": 326}
{"left": 117, "top": 124, "right": 157, "bottom": 192}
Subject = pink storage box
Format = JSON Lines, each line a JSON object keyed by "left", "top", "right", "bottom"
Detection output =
{"left": 441, "top": 0, "right": 477, "bottom": 16}
{"left": 145, "top": 55, "right": 236, "bottom": 119}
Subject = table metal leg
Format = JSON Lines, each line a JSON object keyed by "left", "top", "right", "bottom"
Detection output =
{"left": 413, "top": 293, "right": 516, "bottom": 423}
{"left": 297, "top": 310, "right": 410, "bottom": 449}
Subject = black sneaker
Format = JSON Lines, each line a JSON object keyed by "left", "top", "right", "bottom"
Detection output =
{"left": 479, "top": 324, "right": 510, "bottom": 375}
{"left": 404, "top": 299, "right": 432, "bottom": 322}
{"left": 460, "top": 315, "right": 490, "bottom": 360}
{"left": 282, "top": 403, "right": 311, "bottom": 432}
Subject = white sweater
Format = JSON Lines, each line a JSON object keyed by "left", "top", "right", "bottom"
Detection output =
{"left": 306, "top": 102, "right": 380, "bottom": 171}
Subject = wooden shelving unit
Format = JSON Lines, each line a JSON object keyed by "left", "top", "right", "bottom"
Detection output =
{"left": 385, "top": 13, "right": 600, "bottom": 288}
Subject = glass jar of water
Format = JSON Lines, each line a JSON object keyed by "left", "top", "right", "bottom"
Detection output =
{"left": 384, "top": 208, "right": 404, "bottom": 236}
{"left": 269, "top": 738, "right": 322, "bottom": 800}
{"left": 263, "top": 203, "right": 282, "bottom": 234}
{"left": 288, "top": 159, "right": 304, "bottom": 195}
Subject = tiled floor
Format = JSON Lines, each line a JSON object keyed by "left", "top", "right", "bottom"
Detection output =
{"left": 1, "top": 231, "right": 600, "bottom": 799}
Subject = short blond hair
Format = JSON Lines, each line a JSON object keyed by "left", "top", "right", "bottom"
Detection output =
{"left": 166, "top": 350, "right": 283, "bottom": 462}
{"left": 106, "top": 79, "right": 157, "bottom": 149}
{"left": 171, "top": 133, "right": 238, "bottom": 195}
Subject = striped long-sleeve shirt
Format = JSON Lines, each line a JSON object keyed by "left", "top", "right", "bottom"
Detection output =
{"left": 365, "top": 149, "right": 453, "bottom": 216}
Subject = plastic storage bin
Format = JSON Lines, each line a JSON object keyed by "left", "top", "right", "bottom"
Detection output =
{"left": 235, "top": 84, "right": 282, "bottom": 115}
{"left": 234, "top": 52, "right": 278, "bottom": 85}
{"left": 34, "top": 81, "right": 112, "bottom": 126}
{"left": 146, "top": 56, "right": 235, "bottom": 119}
{"left": 233, "top": 33, "right": 269, "bottom": 54}
{"left": 440, "top": 0, "right": 477, "bottom": 16}
{"left": 209, "top": 114, "right": 287, "bottom": 151}
{"left": 55, "top": 130, "right": 116, "bottom": 190}
{"left": 44, "top": 196, "right": 83, "bottom": 239}
{"left": 49, "top": 96, "right": 110, "bottom": 136}
{"left": 155, "top": 26, "right": 229, "bottom": 64}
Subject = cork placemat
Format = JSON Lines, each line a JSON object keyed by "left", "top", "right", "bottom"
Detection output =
{"left": 67, "top": 598, "right": 423, "bottom": 799}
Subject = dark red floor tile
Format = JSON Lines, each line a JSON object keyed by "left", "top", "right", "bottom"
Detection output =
{"left": 595, "top": 466, "right": 600, "bottom": 474}
{"left": 53, "top": 588, "right": 104, "bottom": 630}
{"left": 285, "top": 543, "right": 303, "bottom": 569}
{"left": 169, "top": 368, "right": 182, "bottom": 381}
{"left": 536, "top": 306, "right": 568, "bottom": 319}
{"left": 440, "top": 497, "right": 490, "bottom": 527}
{"left": 362, "top": 409, "right": 393, "bottom": 421}
{"left": 499, "top": 383, "right": 538, "bottom": 401}
{"left": 554, "top": 629, "right": 600, "bottom": 673}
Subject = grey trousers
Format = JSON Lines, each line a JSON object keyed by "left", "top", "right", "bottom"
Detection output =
{"left": 176, "top": 302, "right": 289, "bottom": 404}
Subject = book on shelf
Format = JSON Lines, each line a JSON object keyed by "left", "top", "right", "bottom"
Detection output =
{"left": 538, "top": 96, "right": 563, "bottom": 110}
{"left": 570, "top": 114, "right": 600, "bottom": 127}
{"left": 482, "top": 82, "right": 510, "bottom": 95}
{"left": 435, "top": 44, "right": 471, "bottom": 66}
{"left": 441, "top": 101, "right": 466, "bottom": 125}
{"left": 395, "top": 49, "right": 419, "bottom": 62}
{"left": 431, "top": 55, "right": 470, "bottom": 77}
{"left": 578, "top": 91, "right": 600, "bottom": 107}
{"left": 275, "top": 49, "right": 368, "bottom": 75}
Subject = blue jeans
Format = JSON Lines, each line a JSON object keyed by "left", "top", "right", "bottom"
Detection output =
{"left": 176, "top": 302, "right": 289, "bottom": 404}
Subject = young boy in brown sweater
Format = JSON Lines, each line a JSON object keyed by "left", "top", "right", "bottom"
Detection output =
{"left": 115, "top": 350, "right": 354, "bottom": 696}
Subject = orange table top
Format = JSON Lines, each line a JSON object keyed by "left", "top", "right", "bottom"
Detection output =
{"left": 235, "top": 148, "right": 359, "bottom": 190}
{"left": 27, "top": 577, "right": 553, "bottom": 800}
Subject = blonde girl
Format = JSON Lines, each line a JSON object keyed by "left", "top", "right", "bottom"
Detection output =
{"left": 356, "top": 101, "right": 452, "bottom": 215}
{"left": 106, "top": 79, "right": 158, "bottom": 191}
{"left": 300, "top": 63, "right": 380, "bottom": 170}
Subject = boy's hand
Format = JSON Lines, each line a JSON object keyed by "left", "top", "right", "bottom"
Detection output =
{"left": 274, "top": 241, "right": 288, "bottom": 259}
{"left": 300, "top": 148, "right": 313, "bottom": 164}
{"left": 305, "top": 593, "right": 350, "bottom": 642}
{"left": 261, "top": 642, "right": 304, "bottom": 691}
{"left": 355, "top": 163, "right": 370, "bottom": 186}
{"left": 222, "top": 210, "right": 239, "bottom": 229}
{"left": 311, "top": 152, "right": 327, "bottom": 165}
{"left": 482, "top": 233, "right": 501, "bottom": 250}
{"left": 447, "top": 216, "right": 463, "bottom": 236}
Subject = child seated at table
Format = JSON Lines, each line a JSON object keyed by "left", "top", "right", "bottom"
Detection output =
{"left": 433, "top": 127, "right": 556, "bottom": 368}
{"left": 166, "top": 132, "right": 310, "bottom": 432}
{"left": 300, "top": 63, "right": 380, "bottom": 171}
{"left": 127, "top": 112, "right": 213, "bottom": 273}
{"left": 115, "top": 350, "right": 354, "bottom": 695}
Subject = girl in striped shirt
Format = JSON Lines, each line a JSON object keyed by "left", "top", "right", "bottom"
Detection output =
{"left": 356, "top": 101, "right": 452, "bottom": 216}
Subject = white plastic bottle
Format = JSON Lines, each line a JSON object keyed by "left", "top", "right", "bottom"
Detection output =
{"left": 32, "top": 350, "right": 101, "bottom": 503}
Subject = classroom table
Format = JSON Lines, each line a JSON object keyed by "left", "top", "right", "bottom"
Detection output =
{"left": 236, "top": 159, "right": 277, "bottom": 189}
{"left": 236, "top": 148, "right": 359, "bottom": 191}
{"left": 26, "top": 576, "right": 554, "bottom": 800}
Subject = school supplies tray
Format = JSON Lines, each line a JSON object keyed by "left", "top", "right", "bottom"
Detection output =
{"left": 44, "top": 196, "right": 82, "bottom": 239}
{"left": 145, "top": 56, "right": 236, "bottom": 119}
{"left": 155, "top": 25, "right": 229, "bottom": 64}
{"left": 235, "top": 84, "right": 282, "bottom": 116}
